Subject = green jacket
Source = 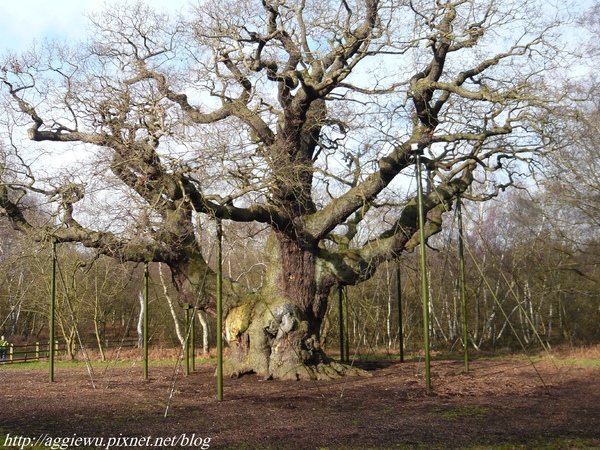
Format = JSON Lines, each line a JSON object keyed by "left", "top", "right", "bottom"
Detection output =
{"left": 0, "top": 339, "right": 8, "bottom": 349}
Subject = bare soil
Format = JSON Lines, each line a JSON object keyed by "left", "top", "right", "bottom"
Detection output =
{"left": 2, "top": 354, "right": 600, "bottom": 449}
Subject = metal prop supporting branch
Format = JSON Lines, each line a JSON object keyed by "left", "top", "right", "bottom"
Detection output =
{"left": 190, "top": 305, "right": 196, "bottom": 372}
{"left": 49, "top": 238, "right": 57, "bottom": 383}
{"left": 143, "top": 262, "right": 149, "bottom": 380}
{"left": 184, "top": 304, "right": 189, "bottom": 376}
{"left": 337, "top": 286, "right": 350, "bottom": 363}
{"left": 396, "top": 264, "right": 404, "bottom": 363}
{"left": 344, "top": 288, "right": 349, "bottom": 362}
{"left": 457, "top": 195, "right": 469, "bottom": 373}
{"left": 216, "top": 218, "right": 224, "bottom": 401}
{"left": 49, "top": 242, "right": 96, "bottom": 388}
{"left": 415, "top": 153, "right": 432, "bottom": 391}
{"left": 338, "top": 286, "right": 345, "bottom": 363}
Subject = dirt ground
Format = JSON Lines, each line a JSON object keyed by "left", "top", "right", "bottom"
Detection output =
{"left": 1, "top": 354, "right": 600, "bottom": 449}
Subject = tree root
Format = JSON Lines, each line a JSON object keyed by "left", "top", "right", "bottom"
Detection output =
{"left": 271, "top": 360, "right": 371, "bottom": 381}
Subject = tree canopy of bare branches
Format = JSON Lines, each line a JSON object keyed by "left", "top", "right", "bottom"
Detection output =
{"left": 0, "top": 0, "right": 577, "bottom": 379}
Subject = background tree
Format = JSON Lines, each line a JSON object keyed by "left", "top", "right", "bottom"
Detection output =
{"left": 0, "top": 0, "right": 574, "bottom": 378}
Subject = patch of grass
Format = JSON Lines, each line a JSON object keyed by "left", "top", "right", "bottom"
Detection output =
{"left": 433, "top": 406, "right": 489, "bottom": 420}
{"left": 1, "top": 356, "right": 216, "bottom": 370}
{"left": 560, "top": 358, "right": 600, "bottom": 367}
{"left": 310, "top": 439, "right": 600, "bottom": 450}
{"left": 149, "top": 357, "right": 216, "bottom": 365}
{"left": 466, "top": 437, "right": 600, "bottom": 449}
{"left": 220, "top": 445, "right": 279, "bottom": 450}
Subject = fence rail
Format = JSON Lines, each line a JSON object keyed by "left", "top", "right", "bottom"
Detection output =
{"left": 1, "top": 339, "right": 139, "bottom": 364}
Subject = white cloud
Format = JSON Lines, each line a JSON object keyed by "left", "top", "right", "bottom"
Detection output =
{"left": 0, "top": 0, "right": 189, "bottom": 54}
{"left": 0, "top": 1, "right": 92, "bottom": 52}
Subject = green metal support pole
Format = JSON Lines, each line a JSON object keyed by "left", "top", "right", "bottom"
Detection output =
{"left": 457, "top": 196, "right": 469, "bottom": 373}
{"left": 396, "top": 264, "right": 404, "bottom": 363}
{"left": 338, "top": 286, "right": 344, "bottom": 363}
{"left": 344, "top": 287, "right": 349, "bottom": 362}
{"left": 184, "top": 303, "right": 190, "bottom": 376}
{"left": 143, "top": 262, "right": 149, "bottom": 380}
{"left": 216, "top": 218, "right": 224, "bottom": 401}
{"left": 416, "top": 154, "right": 431, "bottom": 391}
{"left": 191, "top": 307, "right": 196, "bottom": 372}
{"left": 49, "top": 238, "right": 56, "bottom": 383}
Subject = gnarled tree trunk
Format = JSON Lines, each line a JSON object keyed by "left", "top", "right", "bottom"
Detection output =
{"left": 173, "top": 231, "right": 366, "bottom": 380}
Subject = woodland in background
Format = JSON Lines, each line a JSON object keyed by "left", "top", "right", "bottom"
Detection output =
{"left": 2, "top": 185, "right": 598, "bottom": 357}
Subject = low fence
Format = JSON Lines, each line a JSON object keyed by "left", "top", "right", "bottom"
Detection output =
{"left": 1, "top": 339, "right": 139, "bottom": 364}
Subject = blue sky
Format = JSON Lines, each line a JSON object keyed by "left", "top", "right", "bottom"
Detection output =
{"left": 0, "top": 1, "right": 189, "bottom": 54}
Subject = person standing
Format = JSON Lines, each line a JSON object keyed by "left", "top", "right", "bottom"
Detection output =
{"left": 0, "top": 335, "right": 8, "bottom": 362}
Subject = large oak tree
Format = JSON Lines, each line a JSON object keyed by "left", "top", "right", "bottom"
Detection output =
{"left": 1, "top": 0, "right": 570, "bottom": 379}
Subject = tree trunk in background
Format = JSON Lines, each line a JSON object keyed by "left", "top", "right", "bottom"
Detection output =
{"left": 197, "top": 310, "right": 209, "bottom": 355}
{"left": 137, "top": 291, "right": 144, "bottom": 349}
{"left": 159, "top": 263, "right": 185, "bottom": 346}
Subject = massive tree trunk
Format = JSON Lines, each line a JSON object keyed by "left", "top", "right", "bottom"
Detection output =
{"left": 196, "top": 231, "right": 363, "bottom": 380}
